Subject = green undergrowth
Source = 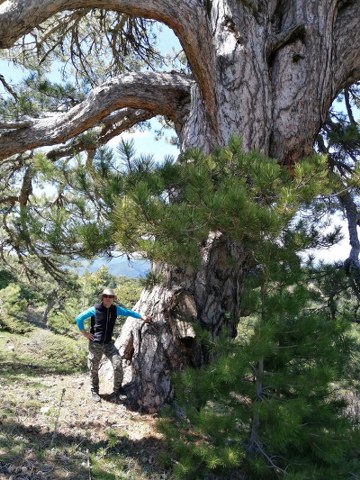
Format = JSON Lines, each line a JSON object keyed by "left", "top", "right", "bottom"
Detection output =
{"left": 0, "top": 328, "right": 88, "bottom": 378}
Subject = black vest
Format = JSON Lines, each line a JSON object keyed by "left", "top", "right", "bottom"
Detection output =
{"left": 90, "top": 303, "right": 117, "bottom": 344}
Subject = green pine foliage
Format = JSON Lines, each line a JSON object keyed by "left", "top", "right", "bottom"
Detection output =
{"left": 114, "top": 276, "right": 143, "bottom": 310}
{"left": 47, "top": 303, "right": 80, "bottom": 338}
{"left": 148, "top": 139, "right": 360, "bottom": 479}
{"left": 0, "top": 146, "right": 123, "bottom": 282}
{"left": 0, "top": 73, "right": 84, "bottom": 121}
{"left": 159, "top": 258, "right": 360, "bottom": 480}
{"left": 0, "top": 269, "right": 16, "bottom": 290}
{"left": 112, "top": 136, "right": 331, "bottom": 270}
{"left": 0, "top": 283, "right": 32, "bottom": 333}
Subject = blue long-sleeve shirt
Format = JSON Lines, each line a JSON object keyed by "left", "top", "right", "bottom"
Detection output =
{"left": 75, "top": 305, "right": 142, "bottom": 331}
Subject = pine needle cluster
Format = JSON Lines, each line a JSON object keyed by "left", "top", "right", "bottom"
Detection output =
{"left": 112, "top": 136, "right": 330, "bottom": 269}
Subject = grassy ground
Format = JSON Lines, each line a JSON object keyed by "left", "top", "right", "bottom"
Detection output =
{"left": 0, "top": 328, "right": 171, "bottom": 480}
{"left": 3, "top": 325, "right": 359, "bottom": 480}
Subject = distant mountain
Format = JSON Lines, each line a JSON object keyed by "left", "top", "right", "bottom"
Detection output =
{"left": 78, "top": 255, "right": 150, "bottom": 278}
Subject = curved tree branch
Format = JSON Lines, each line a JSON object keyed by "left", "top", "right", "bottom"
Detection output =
{"left": 333, "top": 0, "right": 360, "bottom": 91}
{"left": 18, "top": 164, "right": 33, "bottom": 205}
{"left": 99, "top": 108, "right": 155, "bottom": 144}
{"left": 0, "top": 72, "right": 192, "bottom": 161}
{"left": 344, "top": 87, "right": 356, "bottom": 125}
{"left": 0, "top": 73, "right": 18, "bottom": 99}
{"left": 0, "top": 0, "right": 192, "bottom": 47}
{"left": 0, "top": 120, "right": 33, "bottom": 129}
{"left": 0, "top": 0, "right": 217, "bottom": 128}
{"left": 46, "top": 108, "right": 155, "bottom": 161}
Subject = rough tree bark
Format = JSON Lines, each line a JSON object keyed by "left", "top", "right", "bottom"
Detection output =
{"left": 1, "top": 0, "right": 360, "bottom": 411}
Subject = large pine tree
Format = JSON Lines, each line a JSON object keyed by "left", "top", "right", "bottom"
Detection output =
{"left": 1, "top": 0, "right": 360, "bottom": 409}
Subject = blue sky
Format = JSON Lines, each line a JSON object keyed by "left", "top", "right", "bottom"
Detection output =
{"left": 107, "top": 24, "right": 181, "bottom": 162}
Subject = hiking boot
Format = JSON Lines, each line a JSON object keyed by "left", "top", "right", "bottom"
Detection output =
{"left": 91, "top": 390, "right": 101, "bottom": 402}
{"left": 109, "top": 387, "right": 126, "bottom": 402}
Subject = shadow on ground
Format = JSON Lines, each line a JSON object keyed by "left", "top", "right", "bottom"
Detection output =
{"left": 0, "top": 416, "right": 167, "bottom": 479}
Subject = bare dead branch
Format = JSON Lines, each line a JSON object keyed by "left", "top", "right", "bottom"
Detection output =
{"left": 99, "top": 109, "right": 154, "bottom": 144}
{"left": 344, "top": 87, "right": 356, "bottom": 125}
{"left": 18, "top": 165, "right": 33, "bottom": 206}
{"left": 0, "top": 195, "right": 18, "bottom": 204}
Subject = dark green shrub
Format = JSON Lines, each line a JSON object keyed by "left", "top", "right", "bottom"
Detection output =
{"left": 0, "top": 283, "right": 32, "bottom": 334}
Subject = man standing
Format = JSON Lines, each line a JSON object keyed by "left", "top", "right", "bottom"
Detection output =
{"left": 76, "top": 287, "right": 151, "bottom": 402}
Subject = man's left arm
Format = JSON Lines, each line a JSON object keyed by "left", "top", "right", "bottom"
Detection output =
{"left": 116, "top": 306, "right": 152, "bottom": 323}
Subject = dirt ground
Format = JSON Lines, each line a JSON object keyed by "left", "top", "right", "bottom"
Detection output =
{"left": 0, "top": 366, "right": 167, "bottom": 480}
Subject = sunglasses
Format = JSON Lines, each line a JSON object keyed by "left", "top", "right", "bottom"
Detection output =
{"left": 103, "top": 294, "right": 115, "bottom": 299}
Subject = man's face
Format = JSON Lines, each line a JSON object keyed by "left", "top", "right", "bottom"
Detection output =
{"left": 102, "top": 294, "right": 115, "bottom": 307}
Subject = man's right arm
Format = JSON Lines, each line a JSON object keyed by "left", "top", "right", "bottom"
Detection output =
{"left": 75, "top": 307, "right": 96, "bottom": 340}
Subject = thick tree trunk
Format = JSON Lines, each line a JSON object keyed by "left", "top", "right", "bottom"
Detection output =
{"left": 115, "top": 0, "right": 360, "bottom": 411}
{"left": 117, "top": 234, "right": 247, "bottom": 411}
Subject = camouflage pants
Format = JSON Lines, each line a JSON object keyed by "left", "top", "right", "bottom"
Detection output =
{"left": 88, "top": 340, "right": 123, "bottom": 393}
